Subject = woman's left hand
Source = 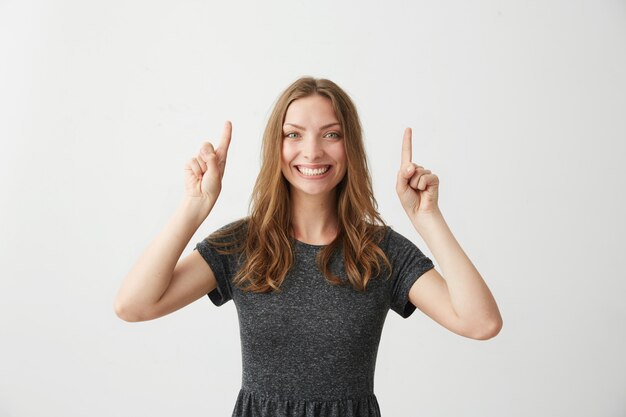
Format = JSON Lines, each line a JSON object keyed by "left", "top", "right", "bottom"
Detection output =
{"left": 396, "top": 127, "right": 440, "bottom": 218}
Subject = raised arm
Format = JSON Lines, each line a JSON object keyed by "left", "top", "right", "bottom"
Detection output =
{"left": 396, "top": 127, "right": 503, "bottom": 340}
{"left": 114, "top": 121, "right": 232, "bottom": 322}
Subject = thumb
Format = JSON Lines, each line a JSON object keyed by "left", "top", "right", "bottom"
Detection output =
{"left": 201, "top": 152, "right": 220, "bottom": 185}
{"left": 396, "top": 164, "right": 415, "bottom": 194}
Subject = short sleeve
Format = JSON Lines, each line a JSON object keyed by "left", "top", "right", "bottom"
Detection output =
{"left": 193, "top": 221, "right": 245, "bottom": 306}
{"left": 384, "top": 227, "right": 435, "bottom": 318}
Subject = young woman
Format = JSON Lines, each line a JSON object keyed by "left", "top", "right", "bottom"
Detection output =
{"left": 115, "top": 77, "right": 502, "bottom": 417}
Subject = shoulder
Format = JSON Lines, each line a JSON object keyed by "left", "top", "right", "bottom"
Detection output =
{"left": 214, "top": 217, "right": 249, "bottom": 232}
{"left": 377, "top": 225, "right": 415, "bottom": 251}
{"left": 204, "top": 217, "right": 250, "bottom": 251}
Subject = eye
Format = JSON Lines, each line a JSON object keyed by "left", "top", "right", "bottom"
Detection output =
{"left": 324, "top": 131, "right": 342, "bottom": 139}
{"left": 284, "top": 132, "right": 300, "bottom": 139}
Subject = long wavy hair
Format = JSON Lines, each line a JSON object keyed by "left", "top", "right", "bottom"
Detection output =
{"left": 207, "top": 76, "right": 391, "bottom": 292}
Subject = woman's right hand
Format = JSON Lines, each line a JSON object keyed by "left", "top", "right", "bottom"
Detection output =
{"left": 184, "top": 120, "right": 232, "bottom": 202}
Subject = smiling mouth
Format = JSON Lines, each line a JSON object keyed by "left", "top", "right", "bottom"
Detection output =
{"left": 295, "top": 165, "right": 331, "bottom": 176}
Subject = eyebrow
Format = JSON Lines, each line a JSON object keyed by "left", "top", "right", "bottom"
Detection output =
{"left": 283, "top": 122, "right": 341, "bottom": 130}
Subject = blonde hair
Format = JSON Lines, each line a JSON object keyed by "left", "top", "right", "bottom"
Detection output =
{"left": 208, "top": 76, "right": 391, "bottom": 292}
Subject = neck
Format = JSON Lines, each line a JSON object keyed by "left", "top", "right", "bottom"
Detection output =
{"left": 289, "top": 189, "right": 339, "bottom": 245}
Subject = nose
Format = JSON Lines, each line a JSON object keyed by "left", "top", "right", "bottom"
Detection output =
{"left": 302, "top": 136, "right": 324, "bottom": 161}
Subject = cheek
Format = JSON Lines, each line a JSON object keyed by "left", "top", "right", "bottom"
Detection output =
{"left": 334, "top": 146, "right": 348, "bottom": 176}
{"left": 280, "top": 147, "right": 292, "bottom": 170}
{"left": 331, "top": 143, "right": 347, "bottom": 163}
{"left": 281, "top": 142, "right": 297, "bottom": 163}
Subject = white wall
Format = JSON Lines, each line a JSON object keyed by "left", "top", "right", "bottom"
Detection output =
{"left": 1, "top": 0, "right": 624, "bottom": 416}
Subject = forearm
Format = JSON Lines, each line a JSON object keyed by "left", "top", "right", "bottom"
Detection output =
{"left": 115, "top": 197, "right": 215, "bottom": 313}
{"left": 411, "top": 209, "right": 502, "bottom": 329}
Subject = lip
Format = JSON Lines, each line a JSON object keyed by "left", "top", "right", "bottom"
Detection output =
{"left": 295, "top": 164, "right": 331, "bottom": 169}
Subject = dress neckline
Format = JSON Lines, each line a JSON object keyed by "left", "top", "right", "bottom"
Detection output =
{"left": 293, "top": 238, "right": 328, "bottom": 249}
{"left": 289, "top": 229, "right": 336, "bottom": 248}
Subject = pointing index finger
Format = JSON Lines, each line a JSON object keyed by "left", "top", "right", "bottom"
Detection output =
{"left": 401, "top": 127, "right": 412, "bottom": 164}
{"left": 219, "top": 120, "right": 232, "bottom": 154}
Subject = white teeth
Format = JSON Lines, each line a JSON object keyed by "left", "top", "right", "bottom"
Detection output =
{"left": 297, "top": 166, "right": 330, "bottom": 176}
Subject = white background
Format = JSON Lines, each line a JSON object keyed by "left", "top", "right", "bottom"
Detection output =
{"left": 1, "top": 0, "right": 625, "bottom": 416}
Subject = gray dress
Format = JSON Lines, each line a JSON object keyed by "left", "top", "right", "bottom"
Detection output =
{"left": 194, "top": 220, "right": 435, "bottom": 417}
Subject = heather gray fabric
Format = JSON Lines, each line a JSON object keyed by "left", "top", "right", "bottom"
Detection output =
{"left": 194, "top": 219, "right": 435, "bottom": 417}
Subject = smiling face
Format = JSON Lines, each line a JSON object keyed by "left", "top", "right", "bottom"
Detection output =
{"left": 280, "top": 94, "right": 347, "bottom": 201}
